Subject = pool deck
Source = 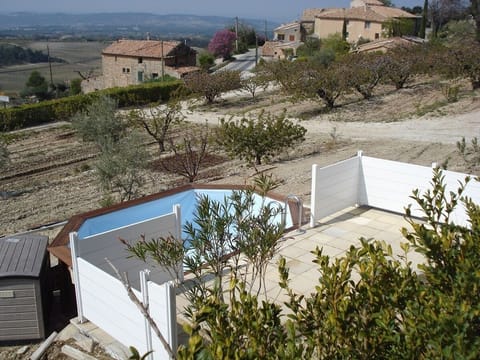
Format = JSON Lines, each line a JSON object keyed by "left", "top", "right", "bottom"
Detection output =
{"left": 176, "top": 205, "right": 425, "bottom": 320}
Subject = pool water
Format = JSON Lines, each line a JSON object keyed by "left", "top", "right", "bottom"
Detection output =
{"left": 77, "top": 189, "right": 292, "bottom": 240}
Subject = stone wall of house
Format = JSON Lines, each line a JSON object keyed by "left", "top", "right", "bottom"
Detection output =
{"left": 81, "top": 76, "right": 105, "bottom": 93}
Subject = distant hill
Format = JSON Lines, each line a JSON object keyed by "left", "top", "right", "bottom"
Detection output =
{"left": 0, "top": 12, "right": 278, "bottom": 45}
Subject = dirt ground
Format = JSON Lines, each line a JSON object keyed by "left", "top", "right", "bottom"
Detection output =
{"left": 0, "top": 78, "right": 480, "bottom": 359}
{"left": 1, "top": 78, "right": 480, "bottom": 238}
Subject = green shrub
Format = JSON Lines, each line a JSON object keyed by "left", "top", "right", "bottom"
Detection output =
{"left": 0, "top": 81, "right": 182, "bottom": 131}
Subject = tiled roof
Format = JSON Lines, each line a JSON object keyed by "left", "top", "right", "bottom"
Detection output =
{"left": 315, "top": 5, "right": 417, "bottom": 22}
{"left": 302, "top": 8, "right": 337, "bottom": 22}
{"left": 355, "top": 36, "right": 425, "bottom": 52}
{"left": 102, "top": 40, "right": 182, "bottom": 58}
{"left": 369, "top": 5, "right": 418, "bottom": 18}
{"left": 362, "top": 0, "right": 384, "bottom": 6}
{"left": 274, "top": 22, "right": 301, "bottom": 32}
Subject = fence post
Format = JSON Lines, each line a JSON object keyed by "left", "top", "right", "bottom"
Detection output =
{"left": 140, "top": 270, "right": 153, "bottom": 359}
{"left": 310, "top": 164, "right": 319, "bottom": 228}
{"left": 69, "top": 232, "right": 85, "bottom": 323}
{"left": 173, "top": 204, "right": 184, "bottom": 283}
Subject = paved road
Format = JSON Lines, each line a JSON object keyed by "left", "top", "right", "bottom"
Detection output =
{"left": 216, "top": 49, "right": 259, "bottom": 76}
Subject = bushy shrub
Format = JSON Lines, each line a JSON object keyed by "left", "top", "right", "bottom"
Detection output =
{"left": 0, "top": 81, "right": 182, "bottom": 131}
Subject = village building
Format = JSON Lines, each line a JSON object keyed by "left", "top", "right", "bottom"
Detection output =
{"left": 82, "top": 39, "right": 198, "bottom": 93}
{"left": 304, "top": 0, "right": 418, "bottom": 44}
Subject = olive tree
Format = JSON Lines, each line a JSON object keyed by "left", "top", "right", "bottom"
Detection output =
{"left": 71, "top": 95, "right": 126, "bottom": 152}
{"left": 95, "top": 132, "right": 150, "bottom": 203}
{"left": 216, "top": 110, "right": 306, "bottom": 166}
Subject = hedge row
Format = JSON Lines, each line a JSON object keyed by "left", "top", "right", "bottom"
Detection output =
{"left": 0, "top": 80, "right": 182, "bottom": 132}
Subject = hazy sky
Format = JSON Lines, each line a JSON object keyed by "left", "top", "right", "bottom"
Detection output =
{"left": 2, "top": 0, "right": 423, "bottom": 21}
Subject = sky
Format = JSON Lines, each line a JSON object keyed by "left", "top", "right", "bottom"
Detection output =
{"left": 2, "top": 0, "right": 424, "bottom": 21}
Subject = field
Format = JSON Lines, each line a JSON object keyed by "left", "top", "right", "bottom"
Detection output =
{"left": 0, "top": 40, "right": 105, "bottom": 94}
{"left": 1, "top": 77, "right": 480, "bottom": 237}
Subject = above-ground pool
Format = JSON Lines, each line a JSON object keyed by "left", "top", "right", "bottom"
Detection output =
{"left": 49, "top": 184, "right": 299, "bottom": 266}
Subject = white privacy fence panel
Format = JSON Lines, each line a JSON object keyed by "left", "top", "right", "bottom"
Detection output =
{"left": 149, "top": 281, "right": 177, "bottom": 357}
{"left": 76, "top": 258, "right": 149, "bottom": 353}
{"left": 310, "top": 156, "right": 361, "bottom": 226}
{"left": 360, "top": 156, "right": 434, "bottom": 218}
{"left": 440, "top": 168, "right": 480, "bottom": 226}
{"left": 78, "top": 205, "right": 182, "bottom": 287}
{"left": 311, "top": 153, "right": 480, "bottom": 227}
{"left": 75, "top": 258, "right": 176, "bottom": 360}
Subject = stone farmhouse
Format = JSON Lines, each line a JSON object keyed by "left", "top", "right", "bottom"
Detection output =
{"left": 82, "top": 39, "right": 198, "bottom": 93}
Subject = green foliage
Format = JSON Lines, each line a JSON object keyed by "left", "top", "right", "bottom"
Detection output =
{"left": 95, "top": 132, "right": 150, "bottom": 202}
{"left": 128, "top": 346, "right": 153, "bottom": 360}
{"left": 69, "top": 78, "right": 82, "bottom": 96}
{"left": 438, "top": 20, "right": 476, "bottom": 43}
{"left": 197, "top": 51, "right": 215, "bottom": 71}
{"left": 457, "top": 136, "right": 480, "bottom": 172}
{"left": 183, "top": 70, "right": 241, "bottom": 104}
{"left": 216, "top": 110, "right": 306, "bottom": 166}
{"left": 383, "top": 18, "right": 416, "bottom": 37}
{"left": 123, "top": 234, "right": 185, "bottom": 284}
{"left": 71, "top": 95, "right": 126, "bottom": 152}
{"left": 22, "top": 70, "right": 49, "bottom": 100}
{"left": 0, "top": 135, "right": 9, "bottom": 171}
{"left": 296, "top": 37, "right": 321, "bottom": 58}
{"left": 440, "top": 39, "right": 480, "bottom": 89}
{"left": 321, "top": 33, "right": 350, "bottom": 57}
{"left": 441, "top": 81, "right": 460, "bottom": 102}
{"left": 128, "top": 99, "right": 184, "bottom": 153}
{"left": 0, "top": 81, "right": 181, "bottom": 132}
{"left": 0, "top": 43, "right": 64, "bottom": 66}
{"left": 178, "top": 170, "right": 480, "bottom": 358}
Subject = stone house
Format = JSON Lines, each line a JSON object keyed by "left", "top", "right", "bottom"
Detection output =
{"left": 82, "top": 39, "right": 198, "bottom": 93}
{"left": 305, "top": 0, "right": 417, "bottom": 43}
{"left": 273, "top": 22, "right": 304, "bottom": 42}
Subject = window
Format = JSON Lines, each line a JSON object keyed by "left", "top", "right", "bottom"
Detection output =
{"left": 289, "top": 35, "right": 295, "bottom": 41}
{"left": 152, "top": 73, "right": 158, "bottom": 79}
{"left": 277, "top": 34, "right": 285, "bottom": 41}
{"left": 122, "top": 68, "right": 130, "bottom": 74}
{"left": 365, "top": 21, "right": 371, "bottom": 29}
{"left": 138, "top": 57, "right": 143, "bottom": 64}
{"left": 375, "top": 33, "right": 380, "bottom": 39}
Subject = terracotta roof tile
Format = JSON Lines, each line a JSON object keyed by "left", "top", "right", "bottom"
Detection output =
{"left": 302, "top": 8, "right": 338, "bottom": 22}
{"left": 102, "top": 40, "right": 181, "bottom": 58}
{"left": 315, "top": 5, "right": 417, "bottom": 22}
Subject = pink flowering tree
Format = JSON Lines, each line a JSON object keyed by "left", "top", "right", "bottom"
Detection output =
{"left": 208, "top": 29, "right": 237, "bottom": 60}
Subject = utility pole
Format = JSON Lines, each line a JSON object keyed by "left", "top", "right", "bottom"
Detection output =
{"left": 264, "top": 19, "right": 268, "bottom": 41}
{"left": 47, "top": 39, "right": 56, "bottom": 98}
{"left": 161, "top": 40, "right": 165, "bottom": 79}
{"left": 235, "top": 16, "right": 239, "bottom": 52}
{"left": 255, "top": 36, "right": 259, "bottom": 66}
